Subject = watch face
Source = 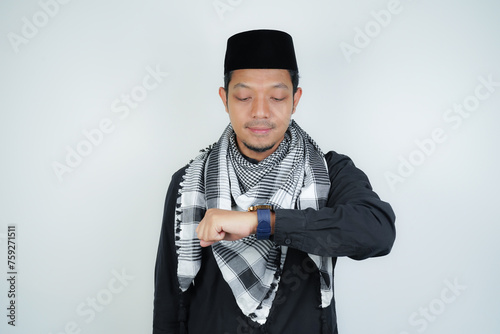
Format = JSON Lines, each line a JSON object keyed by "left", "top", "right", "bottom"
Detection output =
{"left": 248, "top": 204, "right": 274, "bottom": 212}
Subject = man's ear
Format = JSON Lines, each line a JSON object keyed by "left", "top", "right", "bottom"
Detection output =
{"left": 219, "top": 87, "right": 229, "bottom": 113}
{"left": 292, "top": 87, "right": 302, "bottom": 114}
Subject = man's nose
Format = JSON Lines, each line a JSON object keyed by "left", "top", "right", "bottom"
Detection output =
{"left": 251, "top": 96, "right": 270, "bottom": 118}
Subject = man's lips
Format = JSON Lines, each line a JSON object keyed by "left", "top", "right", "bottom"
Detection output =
{"left": 248, "top": 127, "right": 272, "bottom": 134}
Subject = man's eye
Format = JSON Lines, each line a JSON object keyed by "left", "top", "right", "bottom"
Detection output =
{"left": 271, "top": 97, "right": 286, "bottom": 102}
{"left": 236, "top": 97, "right": 251, "bottom": 101}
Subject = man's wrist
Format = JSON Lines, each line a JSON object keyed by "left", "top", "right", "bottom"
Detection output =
{"left": 249, "top": 211, "right": 275, "bottom": 235}
{"left": 247, "top": 205, "right": 275, "bottom": 240}
{"left": 256, "top": 209, "right": 272, "bottom": 240}
{"left": 249, "top": 211, "right": 259, "bottom": 234}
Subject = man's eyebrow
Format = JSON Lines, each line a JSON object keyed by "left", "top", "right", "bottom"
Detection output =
{"left": 232, "top": 82, "right": 250, "bottom": 89}
{"left": 232, "top": 82, "right": 290, "bottom": 89}
{"left": 272, "top": 82, "right": 289, "bottom": 89}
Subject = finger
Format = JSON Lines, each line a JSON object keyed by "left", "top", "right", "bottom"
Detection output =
{"left": 200, "top": 240, "right": 214, "bottom": 247}
{"left": 198, "top": 230, "right": 225, "bottom": 246}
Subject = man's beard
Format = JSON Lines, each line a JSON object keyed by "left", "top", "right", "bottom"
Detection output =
{"left": 242, "top": 141, "right": 276, "bottom": 153}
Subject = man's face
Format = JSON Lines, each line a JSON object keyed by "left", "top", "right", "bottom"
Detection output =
{"left": 219, "top": 69, "right": 302, "bottom": 161}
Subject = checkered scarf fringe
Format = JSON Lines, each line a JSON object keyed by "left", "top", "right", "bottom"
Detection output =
{"left": 175, "top": 120, "right": 333, "bottom": 325}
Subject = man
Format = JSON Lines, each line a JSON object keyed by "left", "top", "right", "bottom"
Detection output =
{"left": 153, "top": 29, "right": 396, "bottom": 334}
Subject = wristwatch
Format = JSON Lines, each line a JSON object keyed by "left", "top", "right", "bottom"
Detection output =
{"left": 248, "top": 205, "right": 274, "bottom": 240}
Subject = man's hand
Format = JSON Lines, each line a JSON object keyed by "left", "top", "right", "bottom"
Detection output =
{"left": 196, "top": 208, "right": 258, "bottom": 247}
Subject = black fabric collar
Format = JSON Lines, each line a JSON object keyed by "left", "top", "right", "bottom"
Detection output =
{"left": 240, "top": 153, "right": 260, "bottom": 165}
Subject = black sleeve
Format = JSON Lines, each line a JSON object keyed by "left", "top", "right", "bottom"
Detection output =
{"left": 153, "top": 167, "right": 188, "bottom": 334}
{"left": 273, "top": 151, "right": 396, "bottom": 260}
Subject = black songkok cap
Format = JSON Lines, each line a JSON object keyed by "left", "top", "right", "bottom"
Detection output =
{"left": 224, "top": 29, "right": 298, "bottom": 74}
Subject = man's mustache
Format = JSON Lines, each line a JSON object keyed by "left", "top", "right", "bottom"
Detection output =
{"left": 244, "top": 121, "right": 276, "bottom": 129}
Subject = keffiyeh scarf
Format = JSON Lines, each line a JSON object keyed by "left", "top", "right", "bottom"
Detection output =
{"left": 175, "top": 120, "right": 333, "bottom": 324}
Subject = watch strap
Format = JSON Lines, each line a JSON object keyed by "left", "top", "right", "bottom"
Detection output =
{"left": 256, "top": 209, "right": 271, "bottom": 240}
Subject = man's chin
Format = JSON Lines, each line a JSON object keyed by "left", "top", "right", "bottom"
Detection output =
{"left": 243, "top": 141, "right": 276, "bottom": 153}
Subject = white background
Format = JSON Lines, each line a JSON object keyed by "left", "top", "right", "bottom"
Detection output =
{"left": 1, "top": 0, "right": 499, "bottom": 333}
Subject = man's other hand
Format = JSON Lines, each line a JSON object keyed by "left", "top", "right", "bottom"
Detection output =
{"left": 196, "top": 208, "right": 258, "bottom": 247}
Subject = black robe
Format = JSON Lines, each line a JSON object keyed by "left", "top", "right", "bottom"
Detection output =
{"left": 153, "top": 151, "right": 396, "bottom": 334}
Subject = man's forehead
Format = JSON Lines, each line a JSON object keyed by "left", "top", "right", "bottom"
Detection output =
{"left": 230, "top": 69, "right": 292, "bottom": 90}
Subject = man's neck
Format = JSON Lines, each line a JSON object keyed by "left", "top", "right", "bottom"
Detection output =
{"left": 240, "top": 152, "right": 260, "bottom": 164}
